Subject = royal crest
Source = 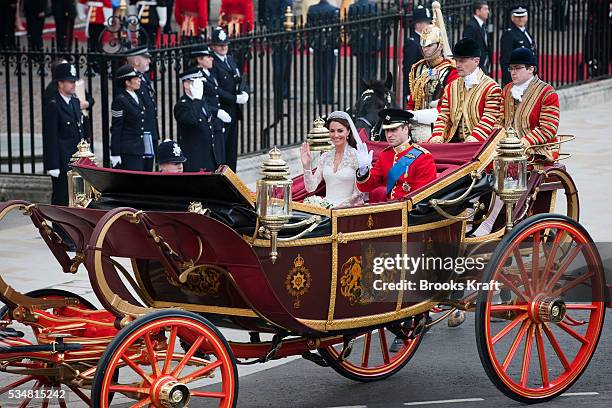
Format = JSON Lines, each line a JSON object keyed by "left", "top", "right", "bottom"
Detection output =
{"left": 285, "top": 254, "right": 311, "bottom": 309}
{"left": 183, "top": 265, "right": 223, "bottom": 297}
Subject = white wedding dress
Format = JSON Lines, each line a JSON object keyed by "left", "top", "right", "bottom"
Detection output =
{"left": 303, "top": 146, "right": 364, "bottom": 207}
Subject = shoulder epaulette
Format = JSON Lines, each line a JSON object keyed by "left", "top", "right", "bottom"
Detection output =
{"left": 413, "top": 144, "right": 430, "bottom": 154}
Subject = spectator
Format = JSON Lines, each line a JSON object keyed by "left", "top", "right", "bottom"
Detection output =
{"left": 462, "top": 0, "right": 491, "bottom": 73}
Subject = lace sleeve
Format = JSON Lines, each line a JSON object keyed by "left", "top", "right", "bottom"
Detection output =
{"left": 336, "top": 148, "right": 365, "bottom": 207}
{"left": 303, "top": 151, "right": 328, "bottom": 192}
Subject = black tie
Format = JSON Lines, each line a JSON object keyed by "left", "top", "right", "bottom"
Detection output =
{"left": 481, "top": 25, "right": 487, "bottom": 45}
{"left": 225, "top": 58, "right": 231, "bottom": 71}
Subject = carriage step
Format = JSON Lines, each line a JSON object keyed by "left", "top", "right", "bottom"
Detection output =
{"left": 0, "top": 342, "right": 82, "bottom": 353}
{"left": 301, "top": 351, "right": 330, "bottom": 367}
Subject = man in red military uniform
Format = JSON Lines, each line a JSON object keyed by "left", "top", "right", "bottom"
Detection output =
{"left": 499, "top": 48, "right": 560, "bottom": 162}
{"left": 429, "top": 37, "right": 501, "bottom": 143}
{"left": 356, "top": 108, "right": 437, "bottom": 201}
{"left": 78, "top": 1, "right": 113, "bottom": 51}
{"left": 175, "top": 0, "right": 208, "bottom": 37}
{"left": 219, "top": 0, "right": 254, "bottom": 35}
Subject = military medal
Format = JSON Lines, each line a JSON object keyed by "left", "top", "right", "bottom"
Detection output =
{"left": 402, "top": 182, "right": 411, "bottom": 192}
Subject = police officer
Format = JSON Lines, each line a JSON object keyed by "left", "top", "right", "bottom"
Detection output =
{"left": 157, "top": 139, "right": 187, "bottom": 173}
{"left": 500, "top": 6, "right": 536, "bottom": 86}
{"left": 307, "top": 0, "right": 339, "bottom": 105}
{"left": 43, "top": 63, "right": 86, "bottom": 206}
{"left": 402, "top": 6, "right": 431, "bottom": 101}
{"left": 210, "top": 27, "right": 249, "bottom": 171}
{"left": 174, "top": 68, "right": 221, "bottom": 172}
{"left": 126, "top": 45, "right": 159, "bottom": 169}
{"left": 110, "top": 64, "right": 153, "bottom": 171}
{"left": 192, "top": 45, "right": 232, "bottom": 162}
{"left": 133, "top": 0, "right": 168, "bottom": 49}
{"left": 52, "top": 0, "right": 77, "bottom": 51}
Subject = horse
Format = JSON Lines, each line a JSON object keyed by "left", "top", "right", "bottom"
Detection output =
{"left": 349, "top": 72, "right": 400, "bottom": 142}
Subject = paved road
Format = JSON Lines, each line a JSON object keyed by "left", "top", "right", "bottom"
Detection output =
{"left": 0, "top": 104, "right": 611, "bottom": 407}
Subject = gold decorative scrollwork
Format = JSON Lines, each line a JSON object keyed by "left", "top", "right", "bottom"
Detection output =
{"left": 285, "top": 254, "right": 312, "bottom": 309}
{"left": 182, "top": 265, "right": 223, "bottom": 297}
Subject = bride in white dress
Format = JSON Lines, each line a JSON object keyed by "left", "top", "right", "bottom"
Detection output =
{"left": 300, "top": 111, "right": 365, "bottom": 208}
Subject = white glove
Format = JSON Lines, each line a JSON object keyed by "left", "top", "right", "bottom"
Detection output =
{"left": 334, "top": 49, "right": 339, "bottom": 57}
{"left": 102, "top": 7, "right": 113, "bottom": 26}
{"left": 410, "top": 108, "right": 439, "bottom": 125}
{"left": 110, "top": 156, "right": 122, "bottom": 167}
{"left": 236, "top": 92, "right": 249, "bottom": 104}
{"left": 217, "top": 109, "right": 232, "bottom": 123}
{"left": 76, "top": 3, "right": 87, "bottom": 21}
{"left": 429, "top": 99, "right": 439, "bottom": 109}
{"left": 156, "top": 6, "right": 168, "bottom": 27}
{"left": 309, "top": 47, "right": 314, "bottom": 54}
{"left": 47, "top": 169, "right": 60, "bottom": 178}
{"left": 190, "top": 79, "right": 204, "bottom": 100}
{"left": 356, "top": 143, "right": 373, "bottom": 174}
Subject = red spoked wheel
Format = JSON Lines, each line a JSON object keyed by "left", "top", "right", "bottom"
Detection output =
{"left": 476, "top": 214, "right": 606, "bottom": 403}
{"left": 91, "top": 309, "right": 238, "bottom": 407}
{"left": 318, "top": 317, "right": 424, "bottom": 382}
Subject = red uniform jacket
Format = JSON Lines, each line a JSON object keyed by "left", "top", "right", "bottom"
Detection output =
{"left": 356, "top": 143, "right": 437, "bottom": 200}
{"left": 175, "top": 0, "right": 209, "bottom": 35}
{"left": 79, "top": 0, "right": 112, "bottom": 25}
{"left": 219, "top": 0, "right": 254, "bottom": 32}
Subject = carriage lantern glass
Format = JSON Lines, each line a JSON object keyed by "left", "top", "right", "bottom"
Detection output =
{"left": 256, "top": 147, "right": 293, "bottom": 262}
{"left": 67, "top": 139, "right": 98, "bottom": 208}
{"left": 493, "top": 127, "right": 528, "bottom": 230}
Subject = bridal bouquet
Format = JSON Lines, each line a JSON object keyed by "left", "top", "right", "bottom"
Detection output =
{"left": 303, "top": 195, "right": 333, "bottom": 209}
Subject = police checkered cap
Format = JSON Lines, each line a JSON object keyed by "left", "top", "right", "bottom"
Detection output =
{"left": 512, "top": 6, "right": 528, "bottom": 17}
{"left": 179, "top": 67, "right": 203, "bottom": 82}
{"left": 115, "top": 64, "right": 139, "bottom": 80}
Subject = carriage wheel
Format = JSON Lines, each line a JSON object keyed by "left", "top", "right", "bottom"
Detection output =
{"left": 0, "top": 289, "right": 99, "bottom": 406}
{"left": 91, "top": 309, "right": 238, "bottom": 407}
{"left": 475, "top": 214, "right": 605, "bottom": 403}
{"left": 533, "top": 168, "right": 579, "bottom": 222}
{"left": 318, "top": 318, "right": 424, "bottom": 382}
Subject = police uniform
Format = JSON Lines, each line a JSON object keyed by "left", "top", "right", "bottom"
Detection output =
{"left": 110, "top": 64, "right": 152, "bottom": 171}
{"left": 430, "top": 38, "right": 501, "bottom": 143}
{"left": 174, "top": 68, "right": 220, "bottom": 172}
{"left": 500, "top": 48, "right": 560, "bottom": 162}
{"left": 402, "top": 6, "right": 430, "bottom": 100}
{"left": 52, "top": 0, "right": 77, "bottom": 51}
{"left": 356, "top": 109, "right": 437, "bottom": 201}
{"left": 42, "top": 63, "right": 86, "bottom": 206}
{"left": 210, "top": 27, "right": 245, "bottom": 171}
{"left": 500, "top": 7, "right": 536, "bottom": 86}
{"left": 125, "top": 46, "right": 159, "bottom": 168}
{"left": 132, "top": 0, "right": 168, "bottom": 48}
{"left": 307, "top": 0, "right": 340, "bottom": 104}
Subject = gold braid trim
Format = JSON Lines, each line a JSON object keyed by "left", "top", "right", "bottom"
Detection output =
{"left": 410, "top": 59, "right": 455, "bottom": 110}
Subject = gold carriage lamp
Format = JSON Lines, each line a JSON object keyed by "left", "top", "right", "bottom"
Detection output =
{"left": 493, "top": 127, "right": 528, "bottom": 231}
{"left": 67, "top": 139, "right": 98, "bottom": 208}
{"left": 307, "top": 117, "right": 332, "bottom": 152}
{"left": 256, "top": 147, "right": 293, "bottom": 263}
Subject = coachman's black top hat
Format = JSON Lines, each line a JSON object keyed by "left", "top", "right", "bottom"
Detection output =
{"left": 54, "top": 63, "right": 79, "bottom": 82}
{"left": 453, "top": 37, "right": 482, "bottom": 58}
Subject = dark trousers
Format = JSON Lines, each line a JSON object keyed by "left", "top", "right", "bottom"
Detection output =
{"left": 51, "top": 172, "right": 69, "bottom": 206}
{"left": 0, "top": 11, "right": 16, "bottom": 49}
{"left": 163, "top": 0, "right": 175, "bottom": 33}
{"left": 273, "top": 43, "right": 292, "bottom": 119}
{"left": 54, "top": 16, "right": 75, "bottom": 50}
{"left": 313, "top": 49, "right": 336, "bottom": 104}
{"left": 142, "top": 24, "right": 158, "bottom": 49}
{"left": 120, "top": 154, "right": 154, "bottom": 172}
{"left": 87, "top": 24, "right": 105, "bottom": 51}
{"left": 224, "top": 121, "right": 239, "bottom": 172}
{"left": 25, "top": 12, "right": 45, "bottom": 50}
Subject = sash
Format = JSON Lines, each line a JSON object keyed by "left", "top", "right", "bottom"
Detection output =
{"left": 386, "top": 147, "right": 422, "bottom": 195}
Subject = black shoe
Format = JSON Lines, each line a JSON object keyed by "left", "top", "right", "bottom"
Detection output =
{"left": 389, "top": 337, "right": 404, "bottom": 353}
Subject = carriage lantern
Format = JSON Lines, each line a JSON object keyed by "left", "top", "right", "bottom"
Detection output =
{"left": 307, "top": 117, "right": 332, "bottom": 152}
{"left": 256, "top": 147, "right": 293, "bottom": 263}
{"left": 67, "top": 139, "right": 98, "bottom": 208}
{"left": 493, "top": 127, "right": 528, "bottom": 231}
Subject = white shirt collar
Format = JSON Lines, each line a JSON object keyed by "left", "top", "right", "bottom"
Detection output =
{"left": 518, "top": 26, "right": 526, "bottom": 32}
{"left": 202, "top": 68, "right": 210, "bottom": 76}
{"left": 59, "top": 92, "right": 72, "bottom": 105}
{"left": 511, "top": 75, "right": 535, "bottom": 101}
{"left": 463, "top": 67, "right": 481, "bottom": 90}
{"left": 474, "top": 15, "right": 485, "bottom": 27}
{"left": 126, "top": 89, "right": 140, "bottom": 104}
{"left": 214, "top": 52, "right": 226, "bottom": 62}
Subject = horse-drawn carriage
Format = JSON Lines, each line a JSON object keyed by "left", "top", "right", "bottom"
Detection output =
{"left": 0, "top": 129, "right": 608, "bottom": 407}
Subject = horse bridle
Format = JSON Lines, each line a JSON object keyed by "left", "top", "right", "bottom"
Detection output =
{"left": 355, "top": 89, "right": 393, "bottom": 140}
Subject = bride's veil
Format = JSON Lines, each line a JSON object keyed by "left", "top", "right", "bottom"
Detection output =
{"left": 327, "top": 111, "right": 365, "bottom": 148}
